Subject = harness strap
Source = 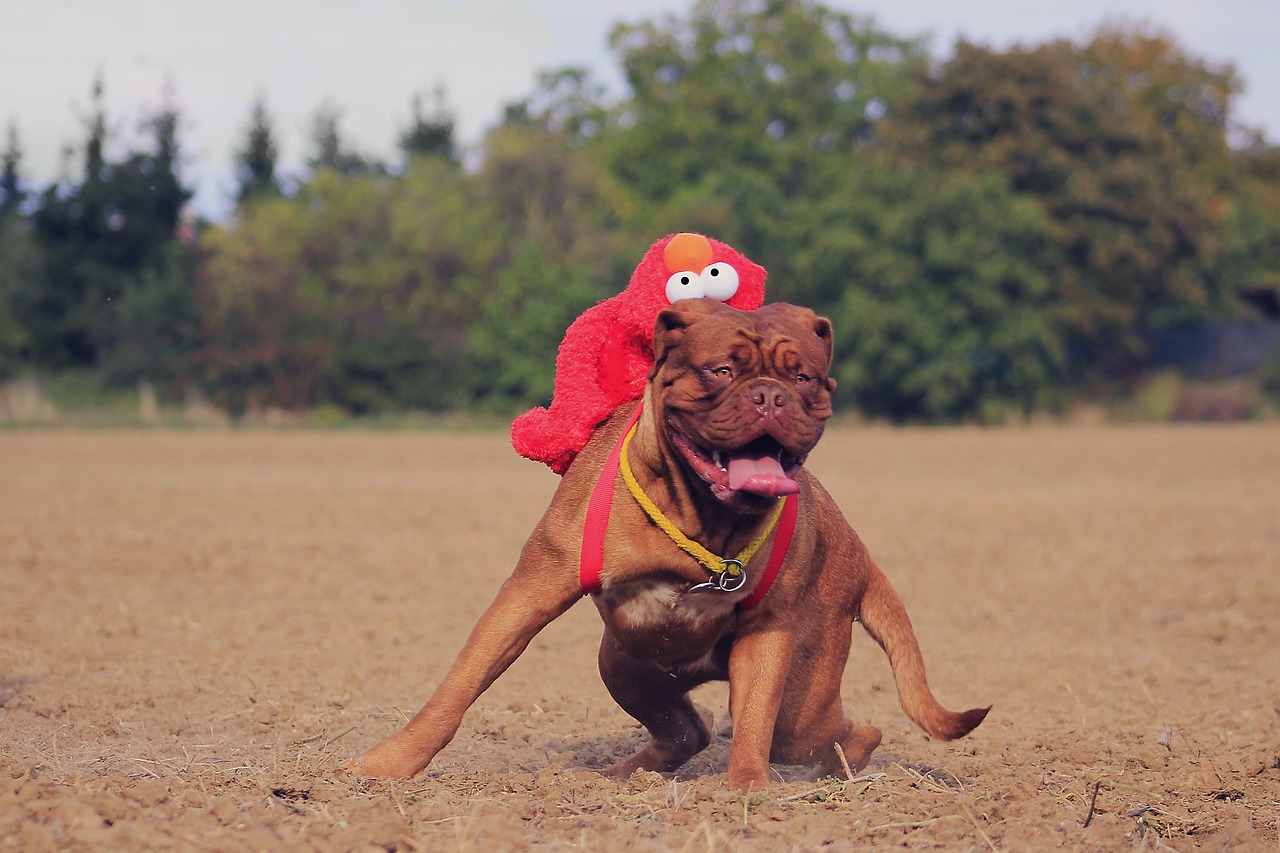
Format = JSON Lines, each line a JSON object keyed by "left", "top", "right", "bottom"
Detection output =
{"left": 580, "top": 403, "right": 798, "bottom": 610}
{"left": 580, "top": 405, "right": 643, "bottom": 595}
{"left": 737, "top": 491, "right": 797, "bottom": 611}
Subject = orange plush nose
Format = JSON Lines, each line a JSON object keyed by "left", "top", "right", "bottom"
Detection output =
{"left": 663, "top": 232, "right": 714, "bottom": 273}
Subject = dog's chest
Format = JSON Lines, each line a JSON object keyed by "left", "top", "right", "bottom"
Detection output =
{"left": 593, "top": 578, "right": 739, "bottom": 664}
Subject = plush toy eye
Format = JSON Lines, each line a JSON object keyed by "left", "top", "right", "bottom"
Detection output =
{"left": 700, "top": 262, "right": 740, "bottom": 301}
{"left": 665, "top": 270, "right": 705, "bottom": 303}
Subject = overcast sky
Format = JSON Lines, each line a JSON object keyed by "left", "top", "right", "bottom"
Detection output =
{"left": 3, "top": 0, "right": 1278, "bottom": 219}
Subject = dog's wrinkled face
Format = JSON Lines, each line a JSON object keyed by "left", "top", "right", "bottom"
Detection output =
{"left": 651, "top": 299, "right": 837, "bottom": 511}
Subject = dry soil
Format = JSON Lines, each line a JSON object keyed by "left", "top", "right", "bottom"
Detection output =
{"left": 1, "top": 423, "right": 1277, "bottom": 850}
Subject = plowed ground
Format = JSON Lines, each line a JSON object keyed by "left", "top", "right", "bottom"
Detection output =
{"left": 2, "top": 424, "right": 1278, "bottom": 850}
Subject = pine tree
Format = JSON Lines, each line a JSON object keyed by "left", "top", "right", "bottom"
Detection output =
{"left": 140, "top": 90, "right": 192, "bottom": 243}
{"left": 306, "top": 100, "right": 377, "bottom": 176}
{"left": 1, "top": 122, "right": 25, "bottom": 218}
{"left": 27, "top": 75, "right": 193, "bottom": 368}
{"left": 233, "top": 95, "right": 282, "bottom": 203}
{"left": 83, "top": 74, "right": 107, "bottom": 185}
{"left": 399, "top": 84, "right": 457, "bottom": 165}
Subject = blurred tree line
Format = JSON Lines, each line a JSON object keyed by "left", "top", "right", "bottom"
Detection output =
{"left": 2, "top": 0, "right": 1279, "bottom": 422}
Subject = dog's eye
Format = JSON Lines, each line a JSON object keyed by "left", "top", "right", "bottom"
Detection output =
{"left": 795, "top": 373, "right": 812, "bottom": 384}
{"left": 710, "top": 366, "right": 733, "bottom": 379}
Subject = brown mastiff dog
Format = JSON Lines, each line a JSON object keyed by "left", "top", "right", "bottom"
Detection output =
{"left": 349, "top": 299, "right": 987, "bottom": 791}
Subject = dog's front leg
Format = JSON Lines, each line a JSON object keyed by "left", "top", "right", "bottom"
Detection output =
{"left": 348, "top": 566, "right": 580, "bottom": 780}
{"left": 725, "top": 626, "right": 795, "bottom": 792}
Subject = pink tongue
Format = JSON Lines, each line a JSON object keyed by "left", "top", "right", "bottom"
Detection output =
{"left": 727, "top": 453, "right": 799, "bottom": 497}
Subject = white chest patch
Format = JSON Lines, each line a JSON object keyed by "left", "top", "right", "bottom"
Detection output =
{"left": 599, "top": 579, "right": 741, "bottom": 631}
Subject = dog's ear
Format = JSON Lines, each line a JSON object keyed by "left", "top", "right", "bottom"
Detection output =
{"left": 811, "top": 314, "right": 834, "bottom": 370}
{"left": 811, "top": 315, "right": 839, "bottom": 391}
{"left": 761, "top": 303, "right": 838, "bottom": 392}
{"left": 651, "top": 299, "right": 721, "bottom": 375}
{"left": 764, "top": 303, "right": 836, "bottom": 367}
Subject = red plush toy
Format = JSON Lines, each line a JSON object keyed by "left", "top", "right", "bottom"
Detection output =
{"left": 511, "top": 232, "right": 767, "bottom": 475}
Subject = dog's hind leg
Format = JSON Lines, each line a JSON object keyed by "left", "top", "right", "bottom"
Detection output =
{"left": 596, "top": 632, "right": 713, "bottom": 777}
{"left": 763, "top": 621, "right": 882, "bottom": 779}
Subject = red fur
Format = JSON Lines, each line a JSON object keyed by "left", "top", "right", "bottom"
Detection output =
{"left": 511, "top": 233, "right": 767, "bottom": 474}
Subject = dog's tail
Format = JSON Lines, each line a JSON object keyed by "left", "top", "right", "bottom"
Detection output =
{"left": 856, "top": 562, "right": 989, "bottom": 740}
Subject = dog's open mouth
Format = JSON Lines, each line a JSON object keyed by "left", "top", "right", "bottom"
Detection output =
{"left": 670, "top": 428, "right": 805, "bottom": 502}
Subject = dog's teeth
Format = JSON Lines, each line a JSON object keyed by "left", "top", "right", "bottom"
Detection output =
{"left": 713, "top": 451, "right": 725, "bottom": 470}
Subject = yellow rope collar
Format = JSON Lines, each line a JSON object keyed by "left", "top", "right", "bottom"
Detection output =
{"left": 620, "top": 420, "right": 784, "bottom": 590}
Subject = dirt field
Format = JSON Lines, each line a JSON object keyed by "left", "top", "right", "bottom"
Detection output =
{"left": 2, "top": 423, "right": 1277, "bottom": 851}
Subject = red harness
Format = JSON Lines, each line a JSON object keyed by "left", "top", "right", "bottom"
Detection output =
{"left": 579, "top": 404, "right": 798, "bottom": 609}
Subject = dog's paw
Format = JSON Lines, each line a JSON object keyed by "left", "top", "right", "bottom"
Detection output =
{"left": 344, "top": 738, "right": 425, "bottom": 780}
{"left": 727, "top": 764, "right": 772, "bottom": 793}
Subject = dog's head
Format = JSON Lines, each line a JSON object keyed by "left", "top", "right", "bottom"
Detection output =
{"left": 649, "top": 299, "right": 837, "bottom": 511}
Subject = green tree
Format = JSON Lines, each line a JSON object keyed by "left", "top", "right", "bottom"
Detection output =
{"left": 193, "top": 161, "right": 499, "bottom": 414}
{"left": 791, "top": 161, "right": 1065, "bottom": 421}
{"left": 606, "top": 0, "right": 926, "bottom": 204}
{"left": 885, "top": 28, "right": 1240, "bottom": 381}
{"left": 0, "top": 216, "right": 39, "bottom": 378}
{"left": 1, "top": 123, "right": 25, "bottom": 218}
{"left": 306, "top": 100, "right": 381, "bottom": 177}
{"left": 399, "top": 84, "right": 458, "bottom": 165}
{"left": 98, "top": 244, "right": 200, "bottom": 388}
{"left": 594, "top": 0, "right": 930, "bottom": 323}
{"left": 468, "top": 121, "right": 631, "bottom": 407}
{"left": 503, "top": 68, "right": 614, "bottom": 146}
{"left": 1213, "top": 137, "right": 1280, "bottom": 318}
{"left": 324, "top": 159, "right": 494, "bottom": 411}
{"left": 191, "top": 114, "right": 639, "bottom": 416}
{"left": 233, "top": 95, "right": 283, "bottom": 203}
{"left": 171, "top": 5, "right": 1280, "bottom": 421}
{"left": 27, "top": 78, "right": 194, "bottom": 372}
{"left": 0, "top": 122, "right": 32, "bottom": 376}
{"left": 28, "top": 76, "right": 113, "bottom": 365}
{"left": 97, "top": 97, "right": 197, "bottom": 387}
